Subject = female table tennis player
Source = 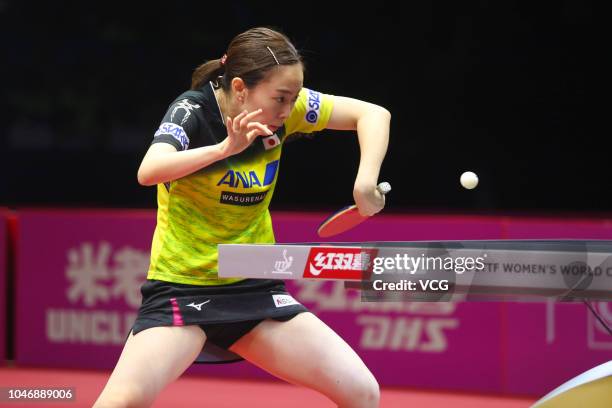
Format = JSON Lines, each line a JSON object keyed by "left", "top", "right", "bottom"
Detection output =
{"left": 94, "top": 26, "right": 390, "bottom": 408}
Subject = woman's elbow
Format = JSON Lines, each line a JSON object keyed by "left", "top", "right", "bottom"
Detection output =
{"left": 376, "top": 105, "right": 391, "bottom": 121}
{"left": 137, "top": 166, "right": 156, "bottom": 186}
{"left": 362, "top": 104, "right": 391, "bottom": 124}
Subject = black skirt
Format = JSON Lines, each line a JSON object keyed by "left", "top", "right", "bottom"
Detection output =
{"left": 132, "top": 279, "right": 308, "bottom": 363}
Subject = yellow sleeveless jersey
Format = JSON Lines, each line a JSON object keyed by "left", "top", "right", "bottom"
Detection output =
{"left": 147, "top": 83, "right": 334, "bottom": 285}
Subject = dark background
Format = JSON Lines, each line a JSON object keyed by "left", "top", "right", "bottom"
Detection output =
{"left": 0, "top": 1, "right": 606, "bottom": 214}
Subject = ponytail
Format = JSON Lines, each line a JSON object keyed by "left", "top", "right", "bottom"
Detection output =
{"left": 191, "top": 59, "right": 224, "bottom": 90}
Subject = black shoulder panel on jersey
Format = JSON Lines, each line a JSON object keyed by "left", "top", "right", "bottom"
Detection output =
{"left": 150, "top": 83, "right": 228, "bottom": 151}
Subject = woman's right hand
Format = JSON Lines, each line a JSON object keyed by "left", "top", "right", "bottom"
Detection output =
{"left": 219, "top": 109, "right": 272, "bottom": 157}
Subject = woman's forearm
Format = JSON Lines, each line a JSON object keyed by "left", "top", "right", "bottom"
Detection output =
{"left": 355, "top": 107, "right": 391, "bottom": 188}
{"left": 137, "top": 143, "right": 228, "bottom": 186}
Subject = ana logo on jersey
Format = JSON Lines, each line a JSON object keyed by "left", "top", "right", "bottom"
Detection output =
{"left": 216, "top": 160, "right": 279, "bottom": 189}
{"left": 217, "top": 160, "right": 280, "bottom": 206}
{"left": 305, "top": 89, "right": 321, "bottom": 124}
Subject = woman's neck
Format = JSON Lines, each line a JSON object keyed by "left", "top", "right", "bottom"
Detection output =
{"left": 214, "top": 88, "right": 240, "bottom": 124}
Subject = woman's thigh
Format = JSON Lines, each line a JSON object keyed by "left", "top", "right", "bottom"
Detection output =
{"left": 94, "top": 325, "right": 206, "bottom": 407}
{"left": 229, "top": 312, "right": 379, "bottom": 407}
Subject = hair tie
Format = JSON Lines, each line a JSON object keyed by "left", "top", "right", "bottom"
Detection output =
{"left": 220, "top": 54, "right": 227, "bottom": 66}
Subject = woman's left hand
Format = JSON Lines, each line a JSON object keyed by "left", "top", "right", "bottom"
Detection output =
{"left": 353, "top": 180, "right": 385, "bottom": 217}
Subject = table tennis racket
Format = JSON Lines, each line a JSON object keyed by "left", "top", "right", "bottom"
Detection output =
{"left": 317, "top": 182, "right": 391, "bottom": 238}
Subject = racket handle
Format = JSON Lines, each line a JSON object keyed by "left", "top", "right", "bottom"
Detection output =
{"left": 376, "top": 182, "right": 391, "bottom": 195}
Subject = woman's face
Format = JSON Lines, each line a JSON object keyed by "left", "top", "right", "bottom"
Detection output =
{"left": 243, "top": 64, "right": 304, "bottom": 133}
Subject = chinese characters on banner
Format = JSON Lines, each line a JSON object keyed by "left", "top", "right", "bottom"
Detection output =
{"left": 12, "top": 210, "right": 612, "bottom": 394}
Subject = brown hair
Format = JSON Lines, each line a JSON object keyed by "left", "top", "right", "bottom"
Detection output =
{"left": 191, "top": 27, "right": 302, "bottom": 91}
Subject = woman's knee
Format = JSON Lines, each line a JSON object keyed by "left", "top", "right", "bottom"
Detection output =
{"left": 319, "top": 365, "right": 379, "bottom": 408}
{"left": 356, "top": 375, "right": 380, "bottom": 408}
{"left": 345, "top": 374, "right": 380, "bottom": 408}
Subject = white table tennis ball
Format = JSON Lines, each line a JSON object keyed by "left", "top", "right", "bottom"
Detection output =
{"left": 460, "top": 171, "right": 479, "bottom": 189}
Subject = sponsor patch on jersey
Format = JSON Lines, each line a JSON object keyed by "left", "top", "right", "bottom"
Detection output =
{"left": 220, "top": 190, "right": 269, "bottom": 206}
{"left": 305, "top": 89, "right": 321, "bottom": 124}
{"left": 216, "top": 160, "right": 279, "bottom": 189}
{"left": 155, "top": 122, "right": 189, "bottom": 150}
{"left": 170, "top": 99, "right": 201, "bottom": 125}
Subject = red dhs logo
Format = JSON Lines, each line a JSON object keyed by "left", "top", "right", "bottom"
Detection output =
{"left": 303, "top": 247, "right": 378, "bottom": 280}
